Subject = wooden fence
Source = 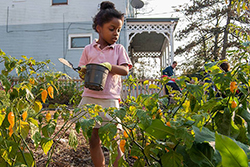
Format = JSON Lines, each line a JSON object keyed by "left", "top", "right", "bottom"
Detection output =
{"left": 121, "top": 79, "right": 165, "bottom": 99}
{"left": 11, "top": 78, "right": 166, "bottom": 99}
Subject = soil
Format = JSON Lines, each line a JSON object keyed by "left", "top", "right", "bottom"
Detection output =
{"left": 27, "top": 110, "right": 110, "bottom": 167}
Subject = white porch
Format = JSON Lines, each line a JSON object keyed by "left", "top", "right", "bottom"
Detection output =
{"left": 125, "top": 18, "right": 179, "bottom": 71}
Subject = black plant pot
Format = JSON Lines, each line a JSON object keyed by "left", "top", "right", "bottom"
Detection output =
{"left": 84, "top": 63, "right": 109, "bottom": 91}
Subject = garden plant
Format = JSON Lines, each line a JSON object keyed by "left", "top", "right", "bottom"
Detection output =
{"left": 1, "top": 0, "right": 249, "bottom": 166}
{"left": 1, "top": 39, "right": 249, "bottom": 167}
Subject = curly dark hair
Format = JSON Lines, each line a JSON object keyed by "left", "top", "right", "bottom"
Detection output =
{"left": 220, "top": 62, "right": 230, "bottom": 72}
{"left": 92, "top": 1, "right": 124, "bottom": 32}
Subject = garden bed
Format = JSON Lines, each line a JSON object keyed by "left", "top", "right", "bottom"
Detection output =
{"left": 28, "top": 110, "right": 110, "bottom": 167}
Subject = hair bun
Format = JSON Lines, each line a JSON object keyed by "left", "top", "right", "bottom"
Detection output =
{"left": 100, "top": 1, "right": 115, "bottom": 10}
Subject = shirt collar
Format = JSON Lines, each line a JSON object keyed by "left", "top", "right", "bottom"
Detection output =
{"left": 92, "top": 39, "right": 115, "bottom": 49}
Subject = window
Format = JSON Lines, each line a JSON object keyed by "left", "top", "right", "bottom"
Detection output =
{"left": 69, "top": 34, "right": 92, "bottom": 49}
{"left": 13, "top": 0, "right": 26, "bottom": 2}
{"left": 52, "top": 0, "right": 67, "bottom": 5}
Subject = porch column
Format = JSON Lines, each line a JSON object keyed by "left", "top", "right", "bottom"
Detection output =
{"left": 170, "top": 24, "right": 174, "bottom": 64}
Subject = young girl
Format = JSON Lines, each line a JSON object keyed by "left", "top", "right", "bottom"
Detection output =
{"left": 78, "top": 1, "right": 132, "bottom": 167}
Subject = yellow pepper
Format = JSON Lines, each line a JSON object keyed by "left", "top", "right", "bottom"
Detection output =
{"left": 22, "top": 111, "right": 28, "bottom": 121}
{"left": 230, "top": 81, "right": 237, "bottom": 93}
{"left": 46, "top": 112, "right": 51, "bottom": 122}
{"left": 231, "top": 101, "right": 237, "bottom": 109}
{"left": 120, "top": 139, "right": 126, "bottom": 153}
{"left": 8, "top": 112, "right": 15, "bottom": 128}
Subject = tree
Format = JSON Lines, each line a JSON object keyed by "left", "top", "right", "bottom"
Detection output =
{"left": 132, "top": 57, "right": 161, "bottom": 79}
{"left": 174, "top": 0, "right": 250, "bottom": 74}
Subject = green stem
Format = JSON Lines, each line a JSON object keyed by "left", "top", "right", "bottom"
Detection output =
{"left": 172, "top": 92, "right": 188, "bottom": 118}
{"left": 19, "top": 133, "right": 37, "bottom": 167}
{"left": 45, "top": 110, "right": 87, "bottom": 166}
{"left": 46, "top": 120, "right": 75, "bottom": 167}
{"left": 12, "top": 135, "right": 27, "bottom": 165}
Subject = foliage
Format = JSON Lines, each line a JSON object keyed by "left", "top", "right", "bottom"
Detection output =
{"left": 133, "top": 57, "right": 161, "bottom": 79}
{"left": 0, "top": 50, "right": 80, "bottom": 166}
{"left": 0, "top": 41, "right": 249, "bottom": 166}
{"left": 174, "top": 0, "right": 250, "bottom": 74}
{"left": 72, "top": 43, "right": 250, "bottom": 166}
{"left": 34, "top": 80, "right": 83, "bottom": 106}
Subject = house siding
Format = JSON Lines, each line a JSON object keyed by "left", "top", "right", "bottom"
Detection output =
{"left": 0, "top": 0, "right": 128, "bottom": 78}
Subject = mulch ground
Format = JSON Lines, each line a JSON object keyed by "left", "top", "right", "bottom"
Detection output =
{"left": 27, "top": 110, "right": 110, "bottom": 167}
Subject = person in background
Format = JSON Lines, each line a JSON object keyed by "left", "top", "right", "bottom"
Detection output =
{"left": 162, "top": 61, "right": 181, "bottom": 95}
{"left": 77, "top": 1, "right": 132, "bottom": 167}
{"left": 220, "top": 62, "right": 230, "bottom": 72}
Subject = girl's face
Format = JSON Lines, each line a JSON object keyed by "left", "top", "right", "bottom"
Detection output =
{"left": 97, "top": 17, "right": 123, "bottom": 46}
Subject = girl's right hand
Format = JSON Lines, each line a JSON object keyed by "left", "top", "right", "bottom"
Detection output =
{"left": 78, "top": 71, "right": 85, "bottom": 80}
{"left": 78, "top": 65, "right": 86, "bottom": 80}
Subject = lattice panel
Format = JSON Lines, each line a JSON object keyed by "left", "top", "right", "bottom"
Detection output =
{"left": 131, "top": 51, "right": 162, "bottom": 58}
{"left": 127, "top": 23, "right": 172, "bottom": 34}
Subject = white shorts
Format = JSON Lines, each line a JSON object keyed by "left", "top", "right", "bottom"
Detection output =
{"left": 73, "top": 96, "right": 122, "bottom": 130}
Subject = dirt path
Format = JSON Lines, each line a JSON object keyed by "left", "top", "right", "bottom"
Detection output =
{"left": 28, "top": 110, "right": 110, "bottom": 167}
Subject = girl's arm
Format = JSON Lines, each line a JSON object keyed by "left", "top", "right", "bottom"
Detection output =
{"left": 110, "top": 64, "right": 129, "bottom": 76}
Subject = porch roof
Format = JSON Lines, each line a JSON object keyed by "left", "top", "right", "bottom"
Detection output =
{"left": 126, "top": 18, "right": 179, "bottom": 53}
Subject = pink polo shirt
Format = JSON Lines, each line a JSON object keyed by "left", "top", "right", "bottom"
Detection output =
{"left": 78, "top": 40, "right": 132, "bottom": 99}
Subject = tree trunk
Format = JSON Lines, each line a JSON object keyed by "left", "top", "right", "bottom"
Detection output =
{"left": 221, "top": 0, "right": 232, "bottom": 60}
{"left": 213, "top": 16, "right": 220, "bottom": 61}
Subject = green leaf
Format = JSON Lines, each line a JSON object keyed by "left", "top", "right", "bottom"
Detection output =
{"left": 69, "top": 129, "right": 78, "bottom": 151}
{"left": 0, "top": 149, "right": 12, "bottom": 165}
{"left": 143, "top": 80, "right": 149, "bottom": 85}
{"left": 194, "top": 127, "right": 250, "bottom": 160}
{"left": 41, "top": 138, "right": 53, "bottom": 155}
{"left": 79, "top": 119, "right": 95, "bottom": 139}
{"left": 161, "top": 151, "right": 183, "bottom": 167}
{"left": 144, "top": 143, "right": 158, "bottom": 159}
{"left": 136, "top": 109, "right": 152, "bottom": 130}
{"left": 28, "top": 117, "right": 39, "bottom": 127}
{"left": 238, "top": 107, "right": 250, "bottom": 133}
{"left": 0, "top": 113, "right": 5, "bottom": 126}
{"left": 75, "top": 121, "right": 80, "bottom": 133}
{"left": 188, "top": 142, "right": 215, "bottom": 167}
{"left": 186, "top": 83, "right": 203, "bottom": 102}
{"left": 29, "top": 118, "right": 40, "bottom": 148}
{"left": 215, "top": 132, "right": 248, "bottom": 167}
{"left": 133, "top": 158, "right": 145, "bottom": 167}
{"left": 200, "top": 98, "right": 220, "bottom": 112}
{"left": 189, "top": 94, "right": 197, "bottom": 112}
{"left": 32, "top": 132, "right": 41, "bottom": 149}
{"left": 0, "top": 75, "right": 11, "bottom": 91}
{"left": 149, "top": 84, "right": 160, "bottom": 90}
{"left": 0, "top": 157, "right": 7, "bottom": 167}
{"left": 33, "top": 101, "right": 42, "bottom": 113}
{"left": 0, "top": 141, "right": 19, "bottom": 165}
{"left": 145, "top": 119, "right": 175, "bottom": 140}
{"left": 16, "top": 152, "right": 35, "bottom": 167}
{"left": 113, "top": 108, "right": 126, "bottom": 120}
{"left": 238, "top": 72, "right": 248, "bottom": 86}
{"left": 99, "top": 123, "right": 117, "bottom": 147}
{"left": 118, "top": 158, "right": 129, "bottom": 167}
{"left": 42, "top": 122, "right": 56, "bottom": 138}
{"left": 214, "top": 108, "right": 231, "bottom": 136}
{"left": 130, "top": 143, "right": 143, "bottom": 158}
{"left": 175, "top": 127, "right": 194, "bottom": 149}
{"left": 193, "top": 126, "right": 215, "bottom": 143}
{"left": 191, "top": 113, "right": 208, "bottom": 128}
{"left": 17, "top": 121, "right": 30, "bottom": 139}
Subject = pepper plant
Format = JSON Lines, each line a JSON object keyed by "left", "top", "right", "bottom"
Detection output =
{"left": 0, "top": 40, "right": 249, "bottom": 167}
{"left": 73, "top": 43, "right": 250, "bottom": 166}
{"left": 0, "top": 50, "right": 82, "bottom": 167}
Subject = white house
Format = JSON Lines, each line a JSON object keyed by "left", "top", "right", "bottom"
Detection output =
{"left": 0, "top": 0, "right": 178, "bottom": 78}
